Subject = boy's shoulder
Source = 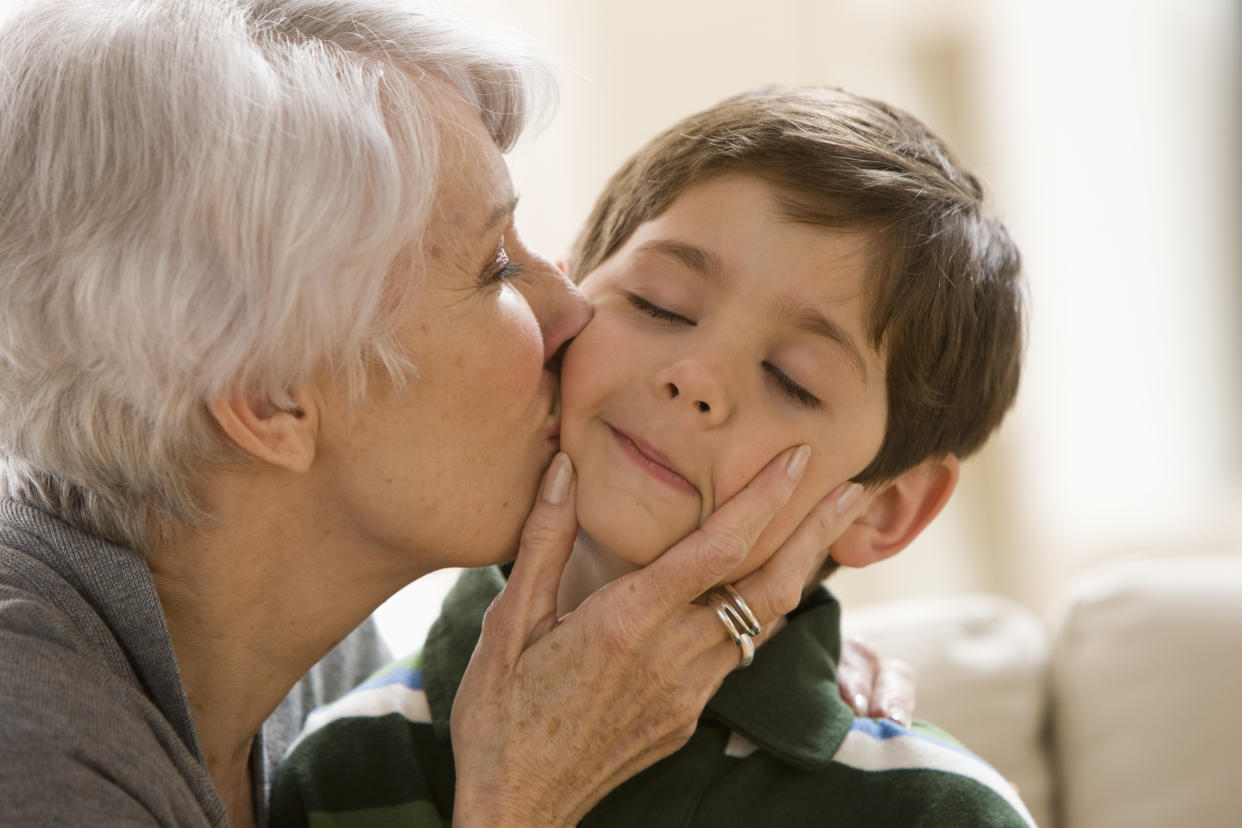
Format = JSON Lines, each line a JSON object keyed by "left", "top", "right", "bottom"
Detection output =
{"left": 272, "top": 652, "right": 457, "bottom": 826}
{"left": 831, "top": 717, "right": 1034, "bottom": 825}
{"left": 617, "top": 716, "right": 1034, "bottom": 828}
{"left": 595, "top": 585, "right": 1037, "bottom": 827}
{"left": 280, "top": 650, "right": 439, "bottom": 774}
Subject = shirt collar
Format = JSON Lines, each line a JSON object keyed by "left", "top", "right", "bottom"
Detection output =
{"left": 703, "top": 586, "right": 855, "bottom": 770}
{"left": 420, "top": 566, "right": 854, "bottom": 769}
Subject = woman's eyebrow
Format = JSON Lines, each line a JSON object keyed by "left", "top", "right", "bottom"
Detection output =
{"left": 481, "top": 194, "right": 520, "bottom": 235}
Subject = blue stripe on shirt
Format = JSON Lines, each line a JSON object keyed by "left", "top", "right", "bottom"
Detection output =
{"left": 354, "top": 666, "right": 424, "bottom": 693}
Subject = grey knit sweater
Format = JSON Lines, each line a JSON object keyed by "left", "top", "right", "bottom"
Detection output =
{"left": 0, "top": 499, "right": 389, "bottom": 827}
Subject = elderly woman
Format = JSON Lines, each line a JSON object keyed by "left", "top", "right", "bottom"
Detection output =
{"left": 0, "top": 1, "right": 907, "bottom": 826}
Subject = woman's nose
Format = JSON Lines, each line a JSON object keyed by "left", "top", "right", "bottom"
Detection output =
{"left": 523, "top": 257, "right": 593, "bottom": 363}
{"left": 657, "top": 358, "right": 732, "bottom": 427}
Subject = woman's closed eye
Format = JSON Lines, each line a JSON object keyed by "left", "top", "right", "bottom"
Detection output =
{"left": 627, "top": 293, "right": 692, "bottom": 324}
{"left": 484, "top": 237, "right": 523, "bottom": 284}
{"left": 764, "top": 362, "right": 821, "bottom": 409}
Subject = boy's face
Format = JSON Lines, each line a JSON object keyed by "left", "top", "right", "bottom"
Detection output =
{"left": 560, "top": 173, "right": 888, "bottom": 583}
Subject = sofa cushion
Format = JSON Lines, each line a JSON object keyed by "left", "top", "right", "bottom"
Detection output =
{"left": 1050, "top": 554, "right": 1242, "bottom": 828}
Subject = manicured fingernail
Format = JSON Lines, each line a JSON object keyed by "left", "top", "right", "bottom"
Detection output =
{"left": 542, "top": 452, "right": 573, "bottom": 505}
{"left": 786, "top": 445, "right": 811, "bottom": 480}
{"left": 886, "top": 708, "right": 910, "bottom": 728}
{"left": 836, "top": 483, "right": 863, "bottom": 514}
{"left": 852, "top": 693, "right": 869, "bottom": 717}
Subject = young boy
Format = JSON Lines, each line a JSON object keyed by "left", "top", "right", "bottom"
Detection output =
{"left": 272, "top": 86, "right": 1032, "bottom": 826}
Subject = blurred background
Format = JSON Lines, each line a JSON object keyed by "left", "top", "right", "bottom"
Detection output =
{"left": 2, "top": 0, "right": 1232, "bottom": 649}
{"left": 376, "top": 0, "right": 1242, "bottom": 654}
{"left": 0, "top": 2, "right": 1229, "bottom": 821}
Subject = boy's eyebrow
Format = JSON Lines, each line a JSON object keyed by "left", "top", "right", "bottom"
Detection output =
{"left": 775, "top": 298, "right": 869, "bottom": 382}
{"left": 640, "top": 238, "right": 869, "bottom": 383}
{"left": 640, "top": 239, "right": 729, "bottom": 285}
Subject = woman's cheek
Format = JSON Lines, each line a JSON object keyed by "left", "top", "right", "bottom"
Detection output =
{"left": 498, "top": 282, "right": 547, "bottom": 354}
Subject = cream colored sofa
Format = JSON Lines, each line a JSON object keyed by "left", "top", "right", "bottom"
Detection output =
{"left": 841, "top": 554, "right": 1242, "bottom": 828}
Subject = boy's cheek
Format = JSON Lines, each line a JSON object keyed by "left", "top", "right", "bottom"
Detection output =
{"left": 711, "top": 460, "right": 844, "bottom": 586}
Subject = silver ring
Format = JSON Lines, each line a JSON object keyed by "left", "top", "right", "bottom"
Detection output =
{"left": 707, "top": 585, "right": 761, "bottom": 637}
{"left": 720, "top": 584, "right": 761, "bottom": 636}
{"left": 737, "top": 632, "right": 755, "bottom": 668}
{"left": 708, "top": 593, "right": 745, "bottom": 645}
{"left": 707, "top": 591, "right": 756, "bottom": 670}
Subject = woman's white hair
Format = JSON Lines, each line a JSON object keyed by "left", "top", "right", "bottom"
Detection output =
{"left": 0, "top": 0, "right": 555, "bottom": 552}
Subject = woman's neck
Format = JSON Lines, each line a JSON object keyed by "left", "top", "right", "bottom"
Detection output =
{"left": 148, "top": 468, "right": 429, "bottom": 826}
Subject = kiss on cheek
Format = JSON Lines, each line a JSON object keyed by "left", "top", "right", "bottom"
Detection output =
{"left": 558, "top": 174, "right": 888, "bottom": 583}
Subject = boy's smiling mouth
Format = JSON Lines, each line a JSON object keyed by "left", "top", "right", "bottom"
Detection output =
{"left": 606, "top": 423, "right": 699, "bottom": 496}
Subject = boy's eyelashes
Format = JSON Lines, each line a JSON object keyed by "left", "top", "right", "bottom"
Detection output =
{"left": 764, "top": 362, "right": 821, "bottom": 409}
{"left": 626, "top": 292, "right": 691, "bottom": 324}
{"left": 624, "top": 292, "right": 823, "bottom": 411}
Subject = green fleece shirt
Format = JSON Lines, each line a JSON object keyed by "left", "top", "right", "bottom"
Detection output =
{"left": 273, "top": 566, "right": 1035, "bottom": 827}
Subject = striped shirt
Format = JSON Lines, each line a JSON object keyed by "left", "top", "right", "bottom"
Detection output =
{"left": 273, "top": 566, "right": 1036, "bottom": 827}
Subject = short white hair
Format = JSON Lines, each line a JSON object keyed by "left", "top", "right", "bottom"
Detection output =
{"left": 0, "top": 0, "right": 555, "bottom": 552}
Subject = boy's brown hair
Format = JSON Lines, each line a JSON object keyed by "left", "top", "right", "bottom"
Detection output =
{"left": 570, "top": 85, "right": 1024, "bottom": 486}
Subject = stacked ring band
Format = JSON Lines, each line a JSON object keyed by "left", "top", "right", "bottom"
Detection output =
{"left": 720, "top": 584, "right": 761, "bottom": 636}
{"left": 706, "top": 585, "right": 761, "bottom": 669}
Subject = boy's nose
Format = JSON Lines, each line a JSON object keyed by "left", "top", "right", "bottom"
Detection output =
{"left": 658, "top": 360, "right": 731, "bottom": 427}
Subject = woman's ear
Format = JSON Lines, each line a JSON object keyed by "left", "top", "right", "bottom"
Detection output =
{"left": 207, "top": 387, "right": 320, "bottom": 473}
{"left": 829, "top": 454, "right": 959, "bottom": 569}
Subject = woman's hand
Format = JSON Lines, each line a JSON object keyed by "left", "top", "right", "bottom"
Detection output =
{"left": 450, "top": 447, "right": 867, "bottom": 827}
{"left": 838, "top": 637, "right": 917, "bottom": 727}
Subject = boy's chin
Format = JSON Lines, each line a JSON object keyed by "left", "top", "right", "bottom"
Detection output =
{"left": 575, "top": 508, "right": 697, "bottom": 572}
{"left": 576, "top": 521, "right": 774, "bottom": 592}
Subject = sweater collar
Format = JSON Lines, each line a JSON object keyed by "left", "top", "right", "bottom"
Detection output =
{"left": 0, "top": 500, "right": 205, "bottom": 759}
{"left": 420, "top": 565, "right": 854, "bottom": 769}
{"left": 0, "top": 499, "right": 231, "bottom": 824}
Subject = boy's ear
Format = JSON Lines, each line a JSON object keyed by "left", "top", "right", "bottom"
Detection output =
{"left": 207, "top": 387, "right": 320, "bottom": 474}
{"left": 829, "top": 454, "right": 959, "bottom": 569}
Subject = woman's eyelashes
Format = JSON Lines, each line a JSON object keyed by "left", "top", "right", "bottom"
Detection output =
{"left": 627, "top": 292, "right": 822, "bottom": 410}
{"left": 484, "top": 237, "right": 523, "bottom": 284}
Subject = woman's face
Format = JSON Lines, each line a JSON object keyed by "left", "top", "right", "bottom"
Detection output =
{"left": 314, "top": 95, "right": 590, "bottom": 576}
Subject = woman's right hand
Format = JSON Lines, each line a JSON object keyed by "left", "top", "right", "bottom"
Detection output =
{"left": 449, "top": 446, "right": 866, "bottom": 827}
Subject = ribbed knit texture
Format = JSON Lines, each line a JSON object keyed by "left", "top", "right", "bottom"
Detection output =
{"left": 0, "top": 500, "right": 388, "bottom": 827}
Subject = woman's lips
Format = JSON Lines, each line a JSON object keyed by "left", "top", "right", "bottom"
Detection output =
{"left": 608, "top": 425, "right": 697, "bottom": 495}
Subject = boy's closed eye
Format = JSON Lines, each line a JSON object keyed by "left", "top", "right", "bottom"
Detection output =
{"left": 626, "top": 292, "right": 691, "bottom": 325}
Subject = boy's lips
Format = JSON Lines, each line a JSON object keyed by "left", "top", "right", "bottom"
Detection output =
{"left": 607, "top": 424, "right": 698, "bottom": 495}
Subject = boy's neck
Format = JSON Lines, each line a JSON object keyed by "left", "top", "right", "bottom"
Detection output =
{"left": 556, "top": 531, "right": 806, "bottom": 639}
{"left": 556, "top": 532, "right": 644, "bottom": 616}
